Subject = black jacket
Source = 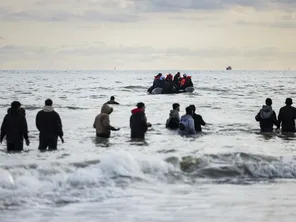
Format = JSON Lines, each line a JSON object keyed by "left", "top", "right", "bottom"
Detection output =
{"left": 255, "top": 105, "right": 278, "bottom": 132}
{"left": 0, "top": 109, "right": 29, "bottom": 144}
{"left": 130, "top": 108, "right": 148, "bottom": 138}
{"left": 278, "top": 105, "right": 296, "bottom": 132}
{"left": 192, "top": 113, "right": 206, "bottom": 132}
{"left": 36, "top": 106, "right": 63, "bottom": 138}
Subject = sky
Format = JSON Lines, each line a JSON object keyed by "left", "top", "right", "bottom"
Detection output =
{"left": 0, "top": 0, "right": 296, "bottom": 70}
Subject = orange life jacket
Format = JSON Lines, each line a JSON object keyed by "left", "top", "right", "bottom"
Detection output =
{"left": 180, "top": 78, "right": 186, "bottom": 86}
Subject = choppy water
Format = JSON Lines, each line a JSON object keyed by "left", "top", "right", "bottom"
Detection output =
{"left": 0, "top": 70, "right": 296, "bottom": 222}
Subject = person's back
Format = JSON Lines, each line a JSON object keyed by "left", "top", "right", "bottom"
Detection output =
{"left": 162, "top": 80, "right": 174, "bottom": 94}
{"left": 166, "top": 103, "right": 180, "bottom": 129}
{"left": 106, "top": 96, "right": 119, "bottom": 105}
{"left": 255, "top": 98, "right": 278, "bottom": 132}
{"left": 130, "top": 102, "right": 151, "bottom": 139}
{"left": 278, "top": 98, "right": 296, "bottom": 132}
{"left": 189, "top": 105, "right": 205, "bottom": 132}
{"left": 0, "top": 101, "right": 29, "bottom": 152}
{"left": 36, "top": 99, "right": 64, "bottom": 150}
{"left": 94, "top": 103, "right": 118, "bottom": 138}
{"left": 178, "top": 106, "right": 196, "bottom": 136}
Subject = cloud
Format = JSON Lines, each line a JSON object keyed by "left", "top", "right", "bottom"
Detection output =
{"left": 1, "top": 0, "right": 296, "bottom": 23}
{"left": 236, "top": 19, "right": 296, "bottom": 29}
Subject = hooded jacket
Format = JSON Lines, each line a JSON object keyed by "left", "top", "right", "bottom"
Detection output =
{"left": 255, "top": 105, "right": 278, "bottom": 132}
{"left": 36, "top": 106, "right": 63, "bottom": 138}
{"left": 178, "top": 114, "right": 196, "bottom": 135}
{"left": 130, "top": 108, "right": 148, "bottom": 138}
{"left": 93, "top": 104, "right": 115, "bottom": 137}
{"left": 166, "top": 109, "right": 180, "bottom": 129}
{"left": 0, "top": 108, "right": 29, "bottom": 145}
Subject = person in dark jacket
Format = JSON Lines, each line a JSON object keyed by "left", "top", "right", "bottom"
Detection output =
{"left": 106, "top": 96, "right": 119, "bottom": 105}
{"left": 130, "top": 102, "right": 151, "bottom": 139}
{"left": 278, "top": 98, "right": 296, "bottom": 132}
{"left": 166, "top": 103, "right": 180, "bottom": 129}
{"left": 36, "top": 99, "right": 64, "bottom": 151}
{"left": 0, "top": 101, "right": 30, "bottom": 152}
{"left": 255, "top": 98, "right": 279, "bottom": 132}
{"left": 147, "top": 73, "right": 162, "bottom": 93}
{"left": 189, "top": 105, "right": 206, "bottom": 132}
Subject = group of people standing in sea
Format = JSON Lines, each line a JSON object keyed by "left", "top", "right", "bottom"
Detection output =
{"left": 1, "top": 95, "right": 296, "bottom": 153}
{"left": 147, "top": 72, "right": 194, "bottom": 94}
{"left": 255, "top": 97, "right": 296, "bottom": 133}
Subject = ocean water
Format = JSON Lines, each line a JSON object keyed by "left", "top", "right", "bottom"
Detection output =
{"left": 0, "top": 70, "right": 296, "bottom": 222}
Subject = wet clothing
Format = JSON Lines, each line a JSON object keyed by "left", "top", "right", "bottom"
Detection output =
{"left": 278, "top": 105, "right": 296, "bottom": 132}
{"left": 0, "top": 109, "right": 29, "bottom": 152}
{"left": 106, "top": 100, "right": 119, "bottom": 105}
{"left": 130, "top": 108, "right": 148, "bottom": 139}
{"left": 255, "top": 105, "right": 278, "bottom": 132}
{"left": 166, "top": 110, "right": 180, "bottom": 129}
{"left": 93, "top": 104, "right": 116, "bottom": 138}
{"left": 192, "top": 113, "right": 206, "bottom": 132}
{"left": 178, "top": 114, "right": 196, "bottom": 136}
{"left": 36, "top": 106, "right": 63, "bottom": 150}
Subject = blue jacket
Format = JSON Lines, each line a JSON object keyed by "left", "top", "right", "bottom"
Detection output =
{"left": 178, "top": 114, "right": 196, "bottom": 135}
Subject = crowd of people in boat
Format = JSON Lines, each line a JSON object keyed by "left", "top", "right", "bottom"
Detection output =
{"left": 1, "top": 96, "right": 296, "bottom": 153}
{"left": 147, "top": 72, "right": 194, "bottom": 94}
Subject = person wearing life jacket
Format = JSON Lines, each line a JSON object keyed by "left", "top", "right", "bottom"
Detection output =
{"left": 179, "top": 74, "right": 187, "bottom": 90}
{"left": 163, "top": 74, "right": 175, "bottom": 94}
{"left": 184, "top": 75, "right": 193, "bottom": 88}
{"left": 148, "top": 73, "right": 162, "bottom": 93}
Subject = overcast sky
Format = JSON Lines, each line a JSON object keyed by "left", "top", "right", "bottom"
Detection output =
{"left": 0, "top": 0, "right": 295, "bottom": 70}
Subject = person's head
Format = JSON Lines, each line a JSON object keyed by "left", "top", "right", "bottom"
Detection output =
{"left": 45, "top": 99, "right": 53, "bottom": 106}
{"left": 137, "top": 102, "right": 145, "bottom": 112}
{"left": 285, "top": 98, "right": 293, "bottom": 106}
{"left": 172, "top": 103, "right": 180, "bottom": 111}
{"left": 110, "top": 96, "right": 115, "bottom": 101}
{"left": 101, "top": 103, "right": 113, "bottom": 114}
{"left": 185, "top": 106, "right": 193, "bottom": 116}
{"left": 20, "top": 107, "right": 26, "bottom": 116}
{"left": 189, "top": 104, "right": 196, "bottom": 113}
{"left": 183, "top": 74, "right": 187, "bottom": 78}
{"left": 265, "top": 98, "right": 272, "bottom": 106}
{"left": 10, "top": 101, "right": 21, "bottom": 114}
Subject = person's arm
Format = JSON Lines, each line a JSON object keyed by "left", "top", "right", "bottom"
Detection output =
{"left": 188, "top": 118, "right": 196, "bottom": 134}
{"left": 255, "top": 112, "right": 261, "bottom": 122}
{"left": 278, "top": 108, "right": 282, "bottom": 128}
{"left": 101, "top": 115, "right": 116, "bottom": 131}
{"left": 0, "top": 116, "right": 7, "bottom": 143}
{"left": 272, "top": 111, "right": 279, "bottom": 129}
{"left": 36, "top": 111, "right": 41, "bottom": 131}
{"left": 22, "top": 117, "right": 30, "bottom": 145}
{"left": 199, "top": 115, "right": 206, "bottom": 126}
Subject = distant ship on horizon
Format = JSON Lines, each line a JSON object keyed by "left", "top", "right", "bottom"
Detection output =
{"left": 226, "top": 66, "right": 232, "bottom": 70}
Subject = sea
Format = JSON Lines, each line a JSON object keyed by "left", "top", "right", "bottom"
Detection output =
{"left": 0, "top": 70, "right": 296, "bottom": 222}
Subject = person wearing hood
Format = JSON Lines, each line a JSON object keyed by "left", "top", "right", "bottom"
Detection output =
{"left": 255, "top": 98, "right": 279, "bottom": 132}
{"left": 178, "top": 106, "right": 196, "bottom": 136}
{"left": 130, "top": 102, "right": 151, "bottom": 139}
{"left": 93, "top": 103, "right": 120, "bottom": 138}
{"left": 0, "top": 101, "right": 30, "bottom": 152}
{"left": 166, "top": 103, "right": 180, "bottom": 129}
{"left": 36, "top": 99, "right": 64, "bottom": 150}
{"left": 278, "top": 98, "right": 296, "bottom": 132}
{"left": 189, "top": 105, "right": 206, "bottom": 132}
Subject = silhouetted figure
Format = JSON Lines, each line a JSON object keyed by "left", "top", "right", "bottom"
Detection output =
{"left": 93, "top": 103, "right": 119, "bottom": 138}
{"left": 36, "top": 99, "right": 64, "bottom": 151}
{"left": 148, "top": 73, "right": 162, "bottom": 93}
{"left": 189, "top": 105, "right": 206, "bottom": 132}
{"left": 130, "top": 102, "right": 151, "bottom": 139}
{"left": 106, "top": 96, "right": 119, "bottom": 105}
{"left": 178, "top": 106, "right": 196, "bottom": 136}
{"left": 166, "top": 103, "right": 180, "bottom": 130}
{"left": 0, "top": 101, "right": 30, "bottom": 152}
{"left": 278, "top": 98, "right": 296, "bottom": 132}
{"left": 255, "top": 98, "right": 279, "bottom": 132}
